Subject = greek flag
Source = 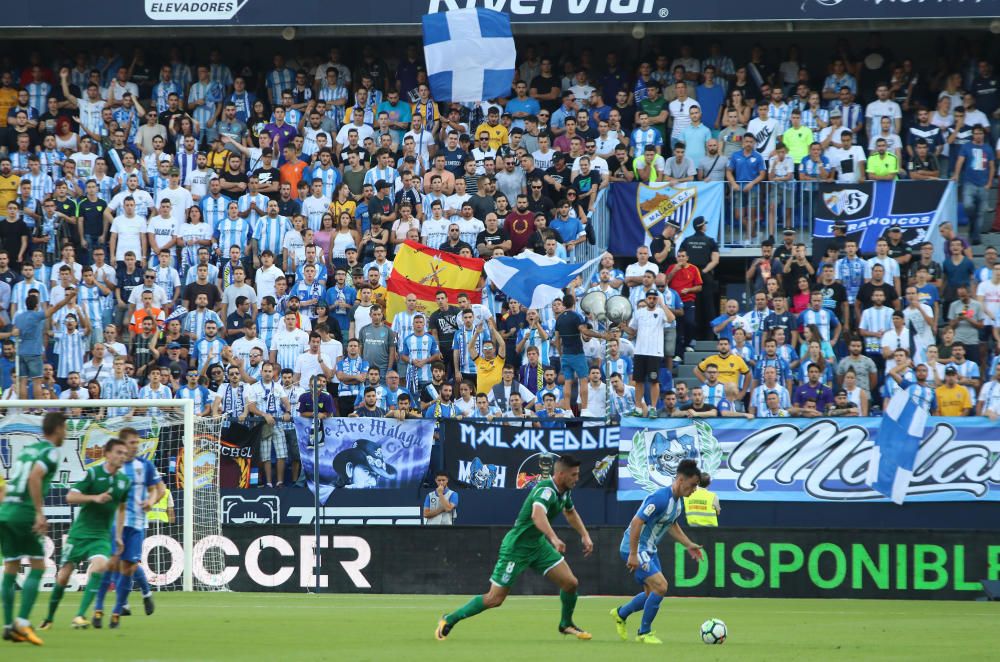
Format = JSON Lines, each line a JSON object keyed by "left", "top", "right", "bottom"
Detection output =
{"left": 484, "top": 251, "right": 602, "bottom": 311}
{"left": 422, "top": 9, "right": 516, "bottom": 103}
{"left": 866, "top": 387, "right": 929, "bottom": 504}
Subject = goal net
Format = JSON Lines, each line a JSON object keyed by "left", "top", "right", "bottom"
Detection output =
{"left": 0, "top": 399, "right": 226, "bottom": 592}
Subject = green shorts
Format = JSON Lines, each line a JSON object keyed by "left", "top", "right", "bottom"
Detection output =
{"left": 60, "top": 537, "right": 111, "bottom": 566}
{"left": 489, "top": 541, "right": 564, "bottom": 589}
{"left": 0, "top": 521, "right": 44, "bottom": 561}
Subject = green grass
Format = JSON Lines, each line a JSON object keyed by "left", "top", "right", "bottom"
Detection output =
{"left": 15, "top": 592, "right": 997, "bottom": 661}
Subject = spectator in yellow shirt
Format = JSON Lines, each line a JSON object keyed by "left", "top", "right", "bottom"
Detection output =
{"left": 468, "top": 316, "right": 506, "bottom": 394}
{"left": 935, "top": 366, "right": 972, "bottom": 416}
{"left": 694, "top": 338, "right": 751, "bottom": 388}
{"left": 475, "top": 107, "right": 509, "bottom": 152}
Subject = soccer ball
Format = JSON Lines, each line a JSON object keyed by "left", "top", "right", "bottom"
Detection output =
{"left": 700, "top": 618, "right": 727, "bottom": 644}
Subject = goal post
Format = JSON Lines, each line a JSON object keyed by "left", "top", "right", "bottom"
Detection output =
{"left": 0, "top": 399, "right": 226, "bottom": 592}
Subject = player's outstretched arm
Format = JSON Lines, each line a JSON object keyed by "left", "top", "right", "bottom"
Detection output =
{"left": 668, "top": 522, "right": 703, "bottom": 561}
{"left": 564, "top": 508, "right": 593, "bottom": 556}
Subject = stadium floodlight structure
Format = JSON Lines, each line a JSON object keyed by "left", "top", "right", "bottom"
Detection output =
{"left": 0, "top": 399, "right": 225, "bottom": 592}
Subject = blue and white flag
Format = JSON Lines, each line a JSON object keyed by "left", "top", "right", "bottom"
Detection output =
{"left": 866, "top": 387, "right": 930, "bottom": 504}
{"left": 484, "top": 251, "right": 602, "bottom": 311}
{"left": 422, "top": 8, "right": 516, "bottom": 103}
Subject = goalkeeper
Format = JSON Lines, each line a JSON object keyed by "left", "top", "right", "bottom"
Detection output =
{"left": 41, "top": 438, "right": 130, "bottom": 630}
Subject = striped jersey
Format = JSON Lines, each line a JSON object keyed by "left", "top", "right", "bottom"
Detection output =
{"left": 609, "top": 384, "right": 640, "bottom": 418}
{"left": 55, "top": 329, "right": 87, "bottom": 378}
{"left": 391, "top": 311, "right": 419, "bottom": 352}
{"left": 452, "top": 326, "right": 489, "bottom": 374}
{"left": 799, "top": 308, "right": 839, "bottom": 342}
{"left": 620, "top": 487, "right": 683, "bottom": 555}
{"left": 215, "top": 217, "right": 251, "bottom": 255}
{"left": 252, "top": 215, "right": 290, "bottom": 257}
{"left": 102, "top": 375, "right": 140, "bottom": 416}
{"left": 750, "top": 384, "right": 791, "bottom": 414}
{"left": 835, "top": 256, "right": 865, "bottom": 302}
{"left": 193, "top": 336, "right": 227, "bottom": 372}
{"left": 309, "top": 166, "right": 341, "bottom": 199}
{"left": 238, "top": 192, "right": 270, "bottom": 227}
{"left": 138, "top": 384, "right": 174, "bottom": 417}
{"left": 859, "top": 305, "right": 894, "bottom": 353}
{"left": 516, "top": 322, "right": 554, "bottom": 364}
{"left": 270, "top": 327, "right": 309, "bottom": 370}
{"left": 336, "top": 355, "right": 369, "bottom": 397}
{"left": 122, "top": 457, "right": 162, "bottom": 530}
{"left": 401, "top": 332, "right": 440, "bottom": 384}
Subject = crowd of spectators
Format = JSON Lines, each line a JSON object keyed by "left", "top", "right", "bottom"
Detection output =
{"left": 0, "top": 39, "right": 996, "bottom": 487}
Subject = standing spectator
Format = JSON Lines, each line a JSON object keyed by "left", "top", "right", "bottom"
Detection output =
{"left": 423, "top": 472, "right": 458, "bottom": 525}
{"left": 947, "top": 285, "right": 985, "bottom": 365}
{"left": 951, "top": 125, "right": 994, "bottom": 245}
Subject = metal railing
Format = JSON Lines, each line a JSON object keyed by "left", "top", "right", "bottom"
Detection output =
{"left": 721, "top": 181, "right": 819, "bottom": 248}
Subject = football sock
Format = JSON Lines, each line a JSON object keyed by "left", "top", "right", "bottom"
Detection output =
{"left": 559, "top": 589, "right": 578, "bottom": 629}
{"left": 17, "top": 568, "right": 43, "bottom": 620}
{"left": 617, "top": 591, "right": 648, "bottom": 620}
{"left": 445, "top": 595, "right": 486, "bottom": 625}
{"left": 95, "top": 571, "right": 116, "bottom": 611}
{"left": 46, "top": 583, "right": 66, "bottom": 621}
{"left": 638, "top": 593, "right": 663, "bottom": 635}
{"left": 2, "top": 573, "right": 15, "bottom": 625}
{"left": 78, "top": 573, "right": 103, "bottom": 617}
{"left": 133, "top": 565, "right": 151, "bottom": 597}
{"left": 113, "top": 573, "right": 133, "bottom": 615}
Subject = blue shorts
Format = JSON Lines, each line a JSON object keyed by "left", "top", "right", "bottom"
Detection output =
{"left": 116, "top": 526, "right": 145, "bottom": 564}
{"left": 18, "top": 354, "right": 42, "bottom": 379}
{"left": 560, "top": 353, "right": 589, "bottom": 381}
{"left": 621, "top": 547, "right": 662, "bottom": 585}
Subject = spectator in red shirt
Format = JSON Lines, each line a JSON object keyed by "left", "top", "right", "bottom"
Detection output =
{"left": 664, "top": 248, "right": 703, "bottom": 360}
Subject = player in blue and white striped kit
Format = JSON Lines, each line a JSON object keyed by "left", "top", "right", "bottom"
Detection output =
{"left": 93, "top": 428, "right": 165, "bottom": 629}
{"left": 611, "top": 459, "right": 703, "bottom": 645}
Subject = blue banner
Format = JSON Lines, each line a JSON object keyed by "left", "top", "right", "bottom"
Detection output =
{"left": 294, "top": 417, "right": 435, "bottom": 504}
{"left": 617, "top": 416, "right": 1000, "bottom": 503}
{"left": 607, "top": 181, "right": 724, "bottom": 256}
{"left": 812, "top": 180, "right": 954, "bottom": 256}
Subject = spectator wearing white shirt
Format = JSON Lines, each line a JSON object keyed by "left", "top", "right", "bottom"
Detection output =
{"left": 747, "top": 103, "right": 780, "bottom": 159}
{"left": 865, "top": 239, "right": 902, "bottom": 293}
{"left": 825, "top": 130, "right": 867, "bottom": 184}
{"left": 668, "top": 81, "right": 700, "bottom": 146}
{"left": 865, "top": 84, "right": 902, "bottom": 139}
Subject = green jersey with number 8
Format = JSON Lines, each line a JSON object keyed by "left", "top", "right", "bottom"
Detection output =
{"left": 0, "top": 440, "right": 60, "bottom": 523}
{"left": 500, "top": 478, "right": 574, "bottom": 552}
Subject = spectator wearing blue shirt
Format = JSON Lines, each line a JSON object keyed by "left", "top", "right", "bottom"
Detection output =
{"left": 548, "top": 202, "right": 586, "bottom": 256}
{"left": 9, "top": 291, "right": 70, "bottom": 398}
{"left": 506, "top": 81, "right": 541, "bottom": 131}
{"left": 726, "top": 134, "right": 767, "bottom": 238}
{"left": 710, "top": 298, "right": 744, "bottom": 343}
{"left": 696, "top": 66, "right": 726, "bottom": 131}
{"left": 951, "top": 126, "right": 994, "bottom": 245}
{"left": 680, "top": 106, "right": 712, "bottom": 165}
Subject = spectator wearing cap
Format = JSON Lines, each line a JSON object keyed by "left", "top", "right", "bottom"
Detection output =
{"left": 827, "top": 388, "right": 860, "bottom": 416}
{"left": 936, "top": 365, "right": 972, "bottom": 416}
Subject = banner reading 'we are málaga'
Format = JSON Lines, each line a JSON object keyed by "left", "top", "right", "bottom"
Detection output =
{"left": 617, "top": 416, "right": 1000, "bottom": 503}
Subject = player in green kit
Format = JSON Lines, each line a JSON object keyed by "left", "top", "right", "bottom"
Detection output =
{"left": 0, "top": 412, "right": 68, "bottom": 646}
{"left": 436, "top": 455, "right": 594, "bottom": 641}
{"left": 40, "top": 437, "right": 130, "bottom": 630}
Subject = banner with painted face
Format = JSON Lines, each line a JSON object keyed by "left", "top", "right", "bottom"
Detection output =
{"left": 294, "top": 416, "right": 435, "bottom": 504}
{"left": 440, "top": 420, "right": 618, "bottom": 489}
{"left": 618, "top": 416, "right": 1000, "bottom": 503}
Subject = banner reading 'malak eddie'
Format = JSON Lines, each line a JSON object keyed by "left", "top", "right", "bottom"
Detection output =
{"left": 617, "top": 417, "right": 1000, "bottom": 503}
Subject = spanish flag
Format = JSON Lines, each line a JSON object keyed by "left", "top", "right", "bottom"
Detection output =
{"left": 386, "top": 240, "right": 485, "bottom": 321}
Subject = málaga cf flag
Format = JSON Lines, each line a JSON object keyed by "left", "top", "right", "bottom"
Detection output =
{"left": 386, "top": 240, "right": 484, "bottom": 322}
{"left": 484, "top": 251, "right": 603, "bottom": 311}
{"left": 865, "top": 386, "right": 931, "bottom": 504}
{"left": 422, "top": 8, "right": 516, "bottom": 103}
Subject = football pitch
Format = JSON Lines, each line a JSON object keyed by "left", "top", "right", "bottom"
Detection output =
{"left": 14, "top": 592, "right": 996, "bottom": 661}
